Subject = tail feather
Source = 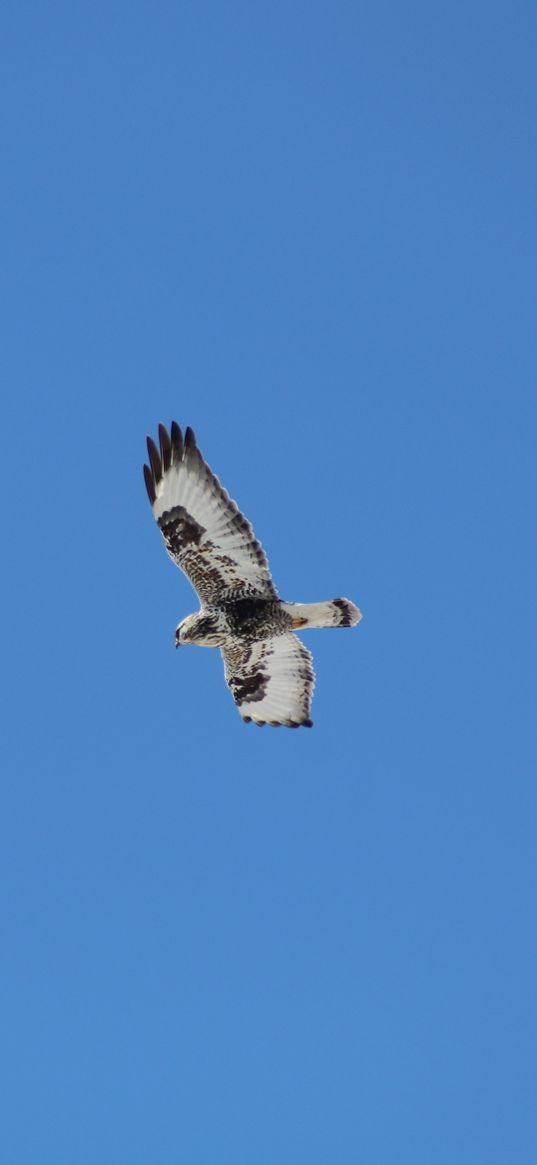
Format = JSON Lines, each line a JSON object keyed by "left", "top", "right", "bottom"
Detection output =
{"left": 282, "top": 599, "right": 362, "bottom": 630}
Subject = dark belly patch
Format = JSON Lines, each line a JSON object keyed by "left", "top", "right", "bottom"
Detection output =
{"left": 222, "top": 597, "right": 292, "bottom": 640}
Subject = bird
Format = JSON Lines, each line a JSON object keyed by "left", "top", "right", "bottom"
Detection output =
{"left": 143, "top": 423, "right": 362, "bottom": 728}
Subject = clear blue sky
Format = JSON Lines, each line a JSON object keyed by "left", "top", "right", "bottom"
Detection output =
{"left": 2, "top": 2, "right": 536, "bottom": 1161}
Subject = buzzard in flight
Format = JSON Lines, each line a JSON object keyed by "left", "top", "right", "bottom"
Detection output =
{"left": 143, "top": 424, "right": 362, "bottom": 728}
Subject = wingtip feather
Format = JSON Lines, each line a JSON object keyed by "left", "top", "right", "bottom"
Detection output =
{"left": 185, "top": 425, "right": 197, "bottom": 451}
{"left": 170, "top": 421, "right": 184, "bottom": 463}
{"left": 158, "top": 424, "right": 172, "bottom": 472}
{"left": 143, "top": 463, "right": 156, "bottom": 504}
{"left": 146, "top": 436, "right": 162, "bottom": 484}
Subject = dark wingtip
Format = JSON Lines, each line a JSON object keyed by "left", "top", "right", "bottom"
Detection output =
{"left": 146, "top": 436, "right": 162, "bottom": 484}
{"left": 184, "top": 425, "right": 197, "bottom": 451}
{"left": 143, "top": 463, "right": 156, "bottom": 505}
{"left": 158, "top": 424, "right": 172, "bottom": 472}
{"left": 170, "top": 421, "right": 184, "bottom": 463}
{"left": 245, "top": 716, "right": 313, "bottom": 729}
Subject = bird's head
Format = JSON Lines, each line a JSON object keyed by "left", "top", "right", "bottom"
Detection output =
{"left": 175, "top": 610, "right": 224, "bottom": 648}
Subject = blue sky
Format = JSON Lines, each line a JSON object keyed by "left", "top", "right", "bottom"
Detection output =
{"left": 2, "top": 1, "right": 536, "bottom": 1161}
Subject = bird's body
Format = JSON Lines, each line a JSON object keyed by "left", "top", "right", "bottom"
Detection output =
{"left": 177, "top": 598, "right": 293, "bottom": 648}
{"left": 143, "top": 423, "right": 362, "bottom": 727}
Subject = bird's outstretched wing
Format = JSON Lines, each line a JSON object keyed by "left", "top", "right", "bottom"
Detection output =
{"left": 221, "top": 634, "right": 315, "bottom": 727}
{"left": 144, "top": 424, "right": 278, "bottom": 605}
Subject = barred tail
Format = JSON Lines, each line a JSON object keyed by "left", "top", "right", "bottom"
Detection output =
{"left": 282, "top": 599, "right": 362, "bottom": 630}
